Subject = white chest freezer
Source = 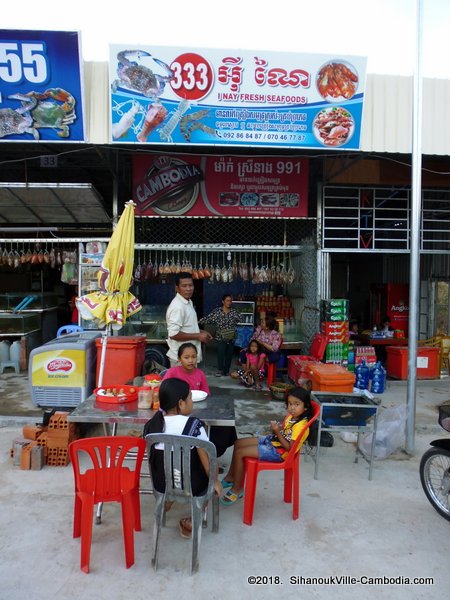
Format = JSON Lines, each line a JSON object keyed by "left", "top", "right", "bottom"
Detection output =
{"left": 29, "top": 331, "right": 102, "bottom": 408}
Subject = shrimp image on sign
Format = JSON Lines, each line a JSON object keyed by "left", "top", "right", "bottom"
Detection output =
{"left": 180, "top": 110, "right": 216, "bottom": 142}
{"left": 111, "top": 50, "right": 175, "bottom": 99}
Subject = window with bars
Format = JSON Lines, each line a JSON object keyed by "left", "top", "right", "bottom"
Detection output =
{"left": 322, "top": 186, "right": 450, "bottom": 252}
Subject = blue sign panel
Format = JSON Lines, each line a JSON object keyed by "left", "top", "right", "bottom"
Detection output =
{"left": 0, "top": 30, "right": 85, "bottom": 141}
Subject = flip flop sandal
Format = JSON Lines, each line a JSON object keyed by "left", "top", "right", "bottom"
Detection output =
{"left": 221, "top": 479, "right": 233, "bottom": 488}
{"left": 220, "top": 489, "right": 244, "bottom": 506}
{"left": 178, "top": 517, "right": 192, "bottom": 539}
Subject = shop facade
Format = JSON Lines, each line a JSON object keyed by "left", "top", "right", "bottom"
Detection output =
{"left": 1, "top": 35, "right": 450, "bottom": 366}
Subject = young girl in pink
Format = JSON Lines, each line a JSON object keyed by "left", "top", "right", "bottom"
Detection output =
{"left": 162, "top": 342, "right": 210, "bottom": 393}
{"left": 237, "top": 340, "right": 266, "bottom": 390}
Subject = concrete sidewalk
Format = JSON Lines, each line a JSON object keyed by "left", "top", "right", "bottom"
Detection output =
{"left": 1, "top": 372, "right": 450, "bottom": 599}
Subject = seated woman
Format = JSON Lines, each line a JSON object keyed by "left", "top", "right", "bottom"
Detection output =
{"left": 250, "top": 313, "right": 282, "bottom": 365}
{"left": 162, "top": 342, "right": 237, "bottom": 457}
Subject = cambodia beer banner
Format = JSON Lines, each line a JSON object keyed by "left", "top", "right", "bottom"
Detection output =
{"left": 110, "top": 45, "right": 366, "bottom": 150}
{"left": 0, "top": 30, "right": 85, "bottom": 141}
{"left": 132, "top": 155, "right": 309, "bottom": 217}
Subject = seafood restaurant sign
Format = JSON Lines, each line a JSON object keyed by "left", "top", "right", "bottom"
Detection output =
{"left": 132, "top": 155, "right": 309, "bottom": 217}
{"left": 110, "top": 45, "right": 366, "bottom": 150}
{"left": 0, "top": 30, "right": 85, "bottom": 141}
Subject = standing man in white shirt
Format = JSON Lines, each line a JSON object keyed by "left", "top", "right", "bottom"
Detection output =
{"left": 166, "top": 272, "right": 213, "bottom": 366}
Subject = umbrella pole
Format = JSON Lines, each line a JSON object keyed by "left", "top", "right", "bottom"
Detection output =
{"left": 97, "top": 325, "right": 111, "bottom": 388}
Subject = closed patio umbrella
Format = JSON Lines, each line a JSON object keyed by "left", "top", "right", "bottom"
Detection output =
{"left": 76, "top": 200, "right": 142, "bottom": 385}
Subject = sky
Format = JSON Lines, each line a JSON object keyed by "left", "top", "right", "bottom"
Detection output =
{"left": 2, "top": 0, "right": 450, "bottom": 78}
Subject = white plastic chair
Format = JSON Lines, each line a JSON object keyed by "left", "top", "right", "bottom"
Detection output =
{"left": 145, "top": 433, "right": 219, "bottom": 574}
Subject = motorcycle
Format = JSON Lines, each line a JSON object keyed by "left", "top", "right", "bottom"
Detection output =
{"left": 419, "top": 403, "right": 450, "bottom": 521}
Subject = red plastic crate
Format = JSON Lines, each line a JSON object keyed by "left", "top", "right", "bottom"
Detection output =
{"left": 386, "top": 346, "right": 440, "bottom": 380}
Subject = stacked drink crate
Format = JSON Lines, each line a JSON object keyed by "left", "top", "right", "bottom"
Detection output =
{"left": 320, "top": 299, "right": 349, "bottom": 367}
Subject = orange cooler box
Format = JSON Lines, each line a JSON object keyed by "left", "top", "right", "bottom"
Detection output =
{"left": 386, "top": 346, "right": 440, "bottom": 380}
{"left": 95, "top": 335, "right": 146, "bottom": 386}
{"left": 307, "top": 363, "right": 356, "bottom": 393}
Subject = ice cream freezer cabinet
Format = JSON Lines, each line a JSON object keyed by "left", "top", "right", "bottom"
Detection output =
{"left": 29, "top": 331, "right": 101, "bottom": 408}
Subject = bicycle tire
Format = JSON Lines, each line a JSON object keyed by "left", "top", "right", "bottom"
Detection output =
{"left": 419, "top": 447, "right": 450, "bottom": 521}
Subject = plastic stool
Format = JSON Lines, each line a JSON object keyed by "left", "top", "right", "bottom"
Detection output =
{"left": 266, "top": 362, "right": 277, "bottom": 386}
{"left": 0, "top": 360, "right": 20, "bottom": 374}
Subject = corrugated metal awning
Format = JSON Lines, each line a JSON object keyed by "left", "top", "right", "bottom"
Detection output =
{"left": 0, "top": 183, "right": 111, "bottom": 225}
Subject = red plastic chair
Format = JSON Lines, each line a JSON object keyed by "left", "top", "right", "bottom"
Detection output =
{"left": 266, "top": 335, "right": 284, "bottom": 386}
{"left": 69, "top": 436, "right": 146, "bottom": 573}
{"left": 242, "top": 400, "right": 320, "bottom": 526}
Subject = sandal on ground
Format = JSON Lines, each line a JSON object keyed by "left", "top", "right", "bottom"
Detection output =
{"left": 221, "top": 479, "right": 233, "bottom": 488}
{"left": 179, "top": 517, "right": 192, "bottom": 539}
{"left": 220, "top": 489, "right": 244, "bottom": 506}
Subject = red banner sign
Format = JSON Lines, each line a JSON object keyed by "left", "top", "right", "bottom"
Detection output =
{"left": 133, "top": 155, "right": 309, "bottom": 217}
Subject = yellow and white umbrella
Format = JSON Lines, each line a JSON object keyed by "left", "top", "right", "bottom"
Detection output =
{"left": 76, "top": 200, "right": 142, "bottom": 384}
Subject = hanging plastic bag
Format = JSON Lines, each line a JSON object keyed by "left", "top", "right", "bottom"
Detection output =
{"left": 358, "top": 404, "right": 407, "bottom": 460}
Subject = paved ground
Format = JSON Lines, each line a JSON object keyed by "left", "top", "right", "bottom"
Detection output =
{"left": 1, "top": 365, "right": 450, "bottom": 600}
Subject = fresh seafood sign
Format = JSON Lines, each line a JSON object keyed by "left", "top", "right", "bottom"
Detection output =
{"left": 0, "top": 30, "right": 85, "bottom": 141}
{"left": 110, "top": 44, "right": 366, "bottom": 150}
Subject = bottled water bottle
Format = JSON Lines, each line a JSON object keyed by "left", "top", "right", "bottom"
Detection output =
{"left": 355, "top": 359, "right": 370, "bottom": 390}
{"left": 370, "top": 361, "right": 386, "bottom": 393}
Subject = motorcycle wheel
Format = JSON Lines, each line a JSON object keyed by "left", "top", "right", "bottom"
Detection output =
{"left": 419, "top": 447, "right": 450, "bottom": 521}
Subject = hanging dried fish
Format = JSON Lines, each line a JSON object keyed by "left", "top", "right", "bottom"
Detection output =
{"left": 170, "top": 253, "right": 177, "bottom": 274}
{"left": 197, "top": 253, "right": 204, "bottom": 279}
{"left": 8, "top": 249, "right": 14, "bottom": 267}
{"left": 38, "top": 249, "right": 45, "bottom": 264}
{"left": 232, "top": 254, "right": 238, "bottom": 279}
{"left": 153, "top": 251, "right": 159, "bottom": 279}
{"left": 287, "top": 253, "right": 295, "bottom": 284}
{"left": 175, "top": 252, "right": 181, "bottom": 274}
{"left": 56, "top": 249, "right": 62, "bottom": 266}
{"left": 214, "top": 254, "right": 221, "bottom": 282}
{"left": 186, "top": 253, "right": 193, "bottom": 274}
{"left": 49, "top": 247, "right": 56, "bottom": 268}
{"left": 203, "top": 253, "right": 211, "bottom": 279}
{"left": 2, "top": 248, "right": 8, "bottom": 265}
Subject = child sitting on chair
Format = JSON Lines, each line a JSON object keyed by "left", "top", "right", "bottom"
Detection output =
{"left": 161, "top": 342, "right": 210, "bottom": 392}
{"left": 143, "top": 377, "right": 222, "bottom": 538}
{"left": 220, "top": 387, "right": 313, "bottom": 505}
{"left": 236, "top": 340, "right": 266, "bottom": 390}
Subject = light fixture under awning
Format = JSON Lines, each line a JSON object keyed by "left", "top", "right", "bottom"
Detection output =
{"left": 0, "top": 183, "right": 111, "bottom": 225}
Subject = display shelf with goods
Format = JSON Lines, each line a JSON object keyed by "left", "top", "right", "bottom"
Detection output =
{"left": 78, "top": 246, "right": 104, "bottom": 330}
{"left": 232, "top": 301, "right": 255, "bottom": 349}
{"left": 231, "top": 300, "right": 255, "bottom": 326}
